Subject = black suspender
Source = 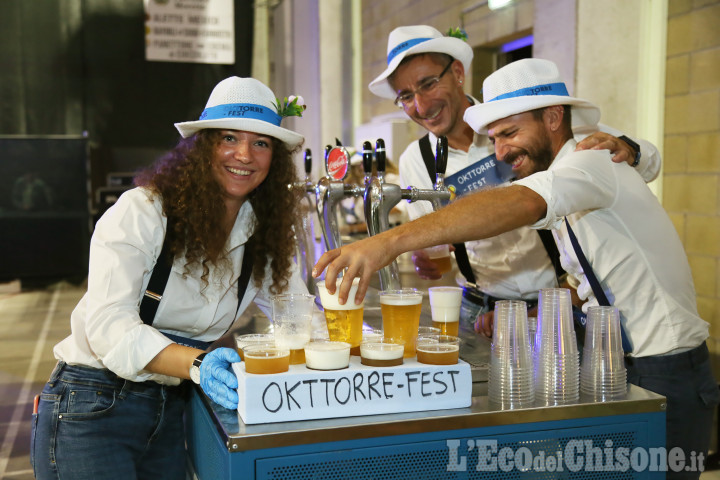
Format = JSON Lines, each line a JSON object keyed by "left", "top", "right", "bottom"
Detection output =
{"left": 235, "top": 238, "right": 255, "bottom": 314}
{"left": 139, "top": 222, "right": 255, "bottom": 329}
{"left": 418, "top": 134, "right": 475, "bottom": 284}
{"left": 138, "top": 224, "right": 175, "bottom": 325}
{"left": 537, "top": 229, "right": 565, "bottom": 279}
{"left": 419, "top": 134, "right": 477, "bottom": 284}
{"left": 564, "top": 218, "right": 631, "bottom": 353}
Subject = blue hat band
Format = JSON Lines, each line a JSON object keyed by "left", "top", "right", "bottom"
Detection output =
{"left": 387, "top": 37, "right": 432, "bottom": 64}
{"left": 487, "top": 82, "right": 569, "bottom": 103}
{"left": 199, "top": 103, "right": 282, "bottom": 127}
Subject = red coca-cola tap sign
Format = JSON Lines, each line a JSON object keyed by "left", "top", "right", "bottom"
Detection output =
{"left": 326, "top": 147, "right": 350, "bottom": 181}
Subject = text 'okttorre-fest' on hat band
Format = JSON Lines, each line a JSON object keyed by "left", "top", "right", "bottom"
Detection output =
{"left": 199, "top": 103, "right": 282, "bottom": 127}
{"left": 486, "top": 82, "right": 569, "bottom": 103}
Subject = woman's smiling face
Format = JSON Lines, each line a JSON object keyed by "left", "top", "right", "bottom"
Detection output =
{"left": 211, "top": 129, "right": 273, "bottom": 212}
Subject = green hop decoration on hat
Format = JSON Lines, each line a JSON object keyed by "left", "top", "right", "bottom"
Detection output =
{"left": 446, "top": 27, "right": 468, "bottom": 42}
{"left": 274, "top": 95, "right": 306, "bottom": 118}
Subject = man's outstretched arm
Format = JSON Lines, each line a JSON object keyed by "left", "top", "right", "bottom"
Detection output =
{"left": 312, "top": 184, "right": 547, "bottom": 305}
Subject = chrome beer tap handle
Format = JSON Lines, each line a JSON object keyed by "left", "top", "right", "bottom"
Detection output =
{"left": 315, "top": 145, "right": 342, "bottom": 251}
{"left": 432, "top": 136, "right": 449, "bottom": 210}
{"left": 375, "top": 138, "right": 386, "bottom": 184}
{"left": 303, "top": 148, "right": 313, "bottom": 191}
{"left": 363, "top": 138, "right": 401, "bottom": 291}
{"left": 400, "top": 136, "right": 451, "bottom": 210}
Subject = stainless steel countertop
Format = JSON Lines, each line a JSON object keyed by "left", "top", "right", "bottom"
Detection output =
{"left": 195, "top": 384, "right": 665, "bottom": 453}
{"left": 205, "top": 278, "right": 664, "bottom": 453}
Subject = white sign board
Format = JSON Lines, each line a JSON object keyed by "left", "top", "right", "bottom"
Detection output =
{"left": 144, "top": 0, "right": 235, "bottom": 65}
{"left": 233, "top": 357, "right": 473, "bottom": 425}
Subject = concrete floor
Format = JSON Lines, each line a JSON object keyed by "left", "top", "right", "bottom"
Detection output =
{"left": 0, "top": 280, "right": 85, "bottom": 479}
{"left": 2, "top": 278, "right": 720, "bottom": 479}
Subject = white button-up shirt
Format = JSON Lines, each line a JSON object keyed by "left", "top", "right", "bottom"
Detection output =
{"left": 54, "top": 187, "right": 310, "bottom": 384}
{"left": 398, "top": 120, "right": 661, "bottom": 301}
{"left": 515, "top": 140, "right": 707, "bottom": 357}
{"left": 399, "top": 132, "right": 554, "bottom": 300}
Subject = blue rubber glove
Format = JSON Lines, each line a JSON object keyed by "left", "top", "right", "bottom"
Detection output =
{"left": 199, "top": 347, "right": 242, "bottom": 409}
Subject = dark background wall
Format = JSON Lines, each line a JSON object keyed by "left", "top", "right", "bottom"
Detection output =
{"left": 0, "top": 0, "right": 253, "bottom": 282}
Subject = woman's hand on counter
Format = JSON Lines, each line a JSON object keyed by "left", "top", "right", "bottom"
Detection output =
{"left": 200, "top": 347, "right": 242, "bottom": 409}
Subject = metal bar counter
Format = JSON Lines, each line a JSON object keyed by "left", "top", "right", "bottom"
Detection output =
{"left": 187, "top": 384, "right": 665, "bottom": 479}
{"left": 190, "top": 382, "right": 665, "bottom": 452}
{"left": 186, "top": 289, "right": 667, "bottom": 479}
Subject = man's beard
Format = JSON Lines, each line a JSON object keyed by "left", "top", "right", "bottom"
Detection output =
{"left": 504, "top": 134, "right": 554, "bottom": 178}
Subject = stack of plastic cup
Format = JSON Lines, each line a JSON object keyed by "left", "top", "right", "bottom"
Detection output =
{"left": 488, "top": 300, "right": 535, "bottom": 410}
{"left": 580, "top": 306, "right": 627, "bottom": 401}
{"left": 527, "top": 317, "right": 538, "bottom": 357}
{"left": 534, "top": 288, "right": 580, "bottom": 406}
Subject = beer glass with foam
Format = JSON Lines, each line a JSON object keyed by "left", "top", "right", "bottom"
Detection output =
{"left": 235, "top": 333, "right": 274, "bottom": 360}
{"left": 416, "top": 335, "right": 460, "bottom": 365}
{"left": 316, "top": 278, "right": 364, "bottom": 355}
{"left": 243, "top": 344, "right": 290, "bottom": 374}
{"left": 428, "top": 286, "right": 462, "bottom": 336}
{"left": 379, "top": 288, "right": 423, "bottom": 357}
{"left": 271, "top": 293, "right": 315, "bottom": 365}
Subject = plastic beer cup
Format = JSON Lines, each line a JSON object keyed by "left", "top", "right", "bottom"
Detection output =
{"left": 317, "top": 278, "right": 364, "bottom": 355}
{"left": 379, "top": 288, "right": 423, "bottom": 358}
{"left": 243, "top": 344, "right": 290, "bottom": 374}
{"left": 235, "top": 333, "right": 274, "bottom": 360}
{"left": 416, "top": 335, "right": 460, "bottom": 365}
{"left": 428, "top": 286, "right": 462, "bottom": 336}
{"left": 272, "top": 293, "right": 315, "bottom": 365}
{"left": 423, "top": 244, "right": 452, "bottom": 275}
{"left": 360, "top": 338, "right": 405, "bottom": 367}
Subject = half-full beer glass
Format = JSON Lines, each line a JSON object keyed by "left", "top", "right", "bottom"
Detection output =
{"left": 272, "top": 293, "right": 315, "bottom": 365}
{"left": 424, "top": 244, "right": 452, "bottom": 275}
{"left": 379, "top": 288, "right": 423, "bottom": 357}
{"left": 316, "top": 278, "right": 364, "bottom": 354}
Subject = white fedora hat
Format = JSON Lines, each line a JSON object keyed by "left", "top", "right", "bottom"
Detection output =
{"left": 175, "top": 77, "right": 304, "bottom": 148}
{"left": 463, "top": 58, "right": 601, "bottom": 134}
{"left": 368, "top": 25, "right": 473, "bottom": 99}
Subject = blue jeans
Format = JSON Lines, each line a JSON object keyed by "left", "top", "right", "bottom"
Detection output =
{"left": 626, "top": 343, "right": 720, "bottom": 479}
{"left": 459, "top": 295, "right": 486, "bottom": 327}
{"left": 31, "top": 362, "right": 188, "bottom": 480}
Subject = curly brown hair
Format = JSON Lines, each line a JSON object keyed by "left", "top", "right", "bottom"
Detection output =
{"left": 134, "top": 129, "right": 303, "bottom": 294}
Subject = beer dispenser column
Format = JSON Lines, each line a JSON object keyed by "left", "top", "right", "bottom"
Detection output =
{"left": 314, "top": 143, "right": 364, "bottom": 253}
{"left": 290, "top": 148, "right": 319, "bottom": 292}
{"left": 363, "top": 139, "right": 402, "bottom": 291}
{"left": 403, "top": 136, "right": 451, "bottom": 208}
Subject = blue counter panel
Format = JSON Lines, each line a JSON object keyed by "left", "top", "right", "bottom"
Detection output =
{"left": 186, "top": 389, "right": 666, "bottom": 479}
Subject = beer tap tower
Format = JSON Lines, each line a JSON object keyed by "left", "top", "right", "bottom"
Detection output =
{"left": 290, "top": 149, "right": 319, "bottom": 292}
{"left": 314, "top": 143, "right": 364, "bottom": 253}
{"left": 363, "top": 136, "right": 451, "bottom": 291}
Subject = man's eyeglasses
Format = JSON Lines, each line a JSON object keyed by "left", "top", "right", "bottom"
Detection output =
{"left": 393, "top": 60, "right": 454, "bottom": 108}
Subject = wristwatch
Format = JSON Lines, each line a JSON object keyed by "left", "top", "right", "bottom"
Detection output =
{"left": 618, "top": 135, "right": 641, "bottom": 168}
{"left": 189, "top": 352, "right": 207, "bottom": 384}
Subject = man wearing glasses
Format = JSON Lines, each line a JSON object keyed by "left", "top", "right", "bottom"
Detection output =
{"left": 368, "top": 25, "right": 661, "bottom": 335}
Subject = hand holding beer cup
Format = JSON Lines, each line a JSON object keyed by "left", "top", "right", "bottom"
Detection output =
{"left": 411, "top": 245, "right": 452, "bottom": 279}
{"left": 317, "top": 278, "right": 364, "bottom": 354}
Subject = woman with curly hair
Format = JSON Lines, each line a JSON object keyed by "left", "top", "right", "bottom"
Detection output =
{"left": 32, "top": 77, "right": 312, "bottom": 480}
